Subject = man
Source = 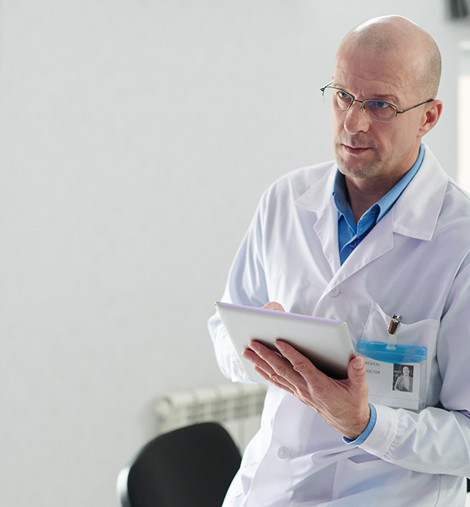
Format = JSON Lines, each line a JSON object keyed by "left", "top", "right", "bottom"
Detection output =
{"left": 209, "top": 15, "right": 470, "bottom": 506}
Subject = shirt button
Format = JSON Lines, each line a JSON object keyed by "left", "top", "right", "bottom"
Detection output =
{"left": 329, "top": 286, "right": 341, "bottom": 298}
{"left": 277, "top": 446, "right": 290, "bottom": 459}
{"left": 349, "top": 241, "right": 357, "bottom": 248}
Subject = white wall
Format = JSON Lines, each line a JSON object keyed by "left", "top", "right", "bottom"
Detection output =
{"left": 0, "top": 1, "right": 468, "bottom": 506}
{"left": 458, "top": 41, "right": 470, "bottom": 191}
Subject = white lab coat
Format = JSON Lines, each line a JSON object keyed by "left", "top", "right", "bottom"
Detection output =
{"left": 208, "top": 145, "right": 470, "bottom": 506}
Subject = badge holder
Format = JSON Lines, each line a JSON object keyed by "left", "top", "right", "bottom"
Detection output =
{"left": 357, "top": 315, "right": 427, "bottom": 411}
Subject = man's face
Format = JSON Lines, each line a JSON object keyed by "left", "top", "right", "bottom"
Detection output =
{"left": 332, "top": 45, "right": 427, "bottom": 187}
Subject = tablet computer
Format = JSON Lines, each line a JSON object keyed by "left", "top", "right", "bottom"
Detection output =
{"left": 215, "top": 301, "right": 355, "bottom": 383}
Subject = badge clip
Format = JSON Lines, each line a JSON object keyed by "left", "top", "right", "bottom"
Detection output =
{"left": 386, "top": 314, "right": 402, "bottom": 350}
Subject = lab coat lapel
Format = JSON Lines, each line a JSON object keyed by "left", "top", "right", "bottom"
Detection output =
{"left": 313, "top": 197, "right": 341, "bottom": 275}
{"left": 294, "top": 163, "right": 394, "bottom": 287}
{"left": 295, "top": 165, "right": 341, "bottom": 275}
{"left": 326, "top": 212, "right": 395, "bottom": 293}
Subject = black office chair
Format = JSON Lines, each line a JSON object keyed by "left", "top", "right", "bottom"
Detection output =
{"left": 117, "top": 422, "right": 242, "bottom": 507}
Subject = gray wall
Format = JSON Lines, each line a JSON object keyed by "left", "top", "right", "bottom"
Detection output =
{"left": 0, "top": 1, "right": 468, "bottom": 506}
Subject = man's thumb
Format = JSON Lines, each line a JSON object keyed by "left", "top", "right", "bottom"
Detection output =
{"left": 349, "top": 356, "right": 366, "bottom": 382}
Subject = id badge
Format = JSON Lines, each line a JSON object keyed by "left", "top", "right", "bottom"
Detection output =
{"left": 356, "top": 340, "right": 427, "bottom": 411}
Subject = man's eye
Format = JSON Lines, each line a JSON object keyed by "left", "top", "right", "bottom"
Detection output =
{"left": 369, "top": 100, "right": 391, "bottom": 110}
{"left": 337, "top": 91, "right": 350, "bottom": 100}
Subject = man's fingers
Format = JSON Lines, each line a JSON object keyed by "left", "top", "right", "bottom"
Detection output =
{"left": 242, "top": 347, "right": 277, "bottom": 377}
{"left": 275, "top": 340, "right": 321, "bottom": 379}
{"left": 243, "top": 341, "right": 301, "bottom": 390}
{"left": 252, "top": 365, "right": 295, "bottom": 394}
{"left": 262, "top": 301, "right": 285, "bottom": 312}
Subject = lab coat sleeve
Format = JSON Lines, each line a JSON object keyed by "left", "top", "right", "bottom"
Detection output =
{"left": 208, "top": 193, "right": 270, "bottom": 383}
{"left": 359, "top": 256, "right": 470, "bottom": 477}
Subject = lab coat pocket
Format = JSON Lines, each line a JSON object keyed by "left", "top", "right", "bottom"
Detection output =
{"left": 362, "top": 302, "right": 440, "bottom": 349}
{"left": 345, "top": 453, "right": 385, "bottom": 470}
{"left": 333, "top": 456, "right": 441, "bottom": 506}
{"left": 332, "top": 455, "right": 389, "bottom": 500}
{"left": 361, "top": 302, "right": 440, "bottom": 409}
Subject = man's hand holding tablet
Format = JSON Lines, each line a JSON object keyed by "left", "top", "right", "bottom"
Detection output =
{"left": 216, "top": 301, "right": 370, "bottom": 440}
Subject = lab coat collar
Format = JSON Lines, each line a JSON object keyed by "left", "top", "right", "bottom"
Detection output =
{"left": 294, "top": 143, "right": 449, "bottom": 283}
{"left": 390, "top": 144, "right": 448, "bottom": 241}
{"left": 295, "top": 167, "right": 341, "bottom": 273}
{"left": 295, "top": 163, "right": 336, "bottom": 215}
{"left": 295, "top": 143, "right": 448, "bottom": 242}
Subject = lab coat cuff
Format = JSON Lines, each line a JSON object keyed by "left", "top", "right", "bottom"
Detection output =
{"left": 357, "top": 403, "right": 398, "bottom": 457}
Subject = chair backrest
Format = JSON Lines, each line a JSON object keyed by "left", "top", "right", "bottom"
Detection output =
{"left": 117, "top": 422, "right": 242, "bottom": 507}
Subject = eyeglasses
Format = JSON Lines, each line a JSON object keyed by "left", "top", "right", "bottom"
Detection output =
{"left": 320, "top": 81, "right": 434, "bottom": 123}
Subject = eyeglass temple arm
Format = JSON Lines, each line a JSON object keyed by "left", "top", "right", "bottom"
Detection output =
{"left": 320, "top": 81, "right": 334, "bottom": 92}
{"left": 396, "top": 99, "right": 435, "bottom": 115}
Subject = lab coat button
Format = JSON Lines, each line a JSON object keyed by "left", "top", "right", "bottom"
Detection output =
{"left": 329, "top": 286, "right": 341, "bottom": 298}
{"left": 277, "top": 446, "right": 290, "bottom": 459}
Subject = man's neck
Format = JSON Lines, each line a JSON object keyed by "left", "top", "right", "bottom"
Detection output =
{"left": 343, "top": 144, "right": 423, "bottom": 223}
{"left": 345, "top": 173, "right": 405, "bottom": 223}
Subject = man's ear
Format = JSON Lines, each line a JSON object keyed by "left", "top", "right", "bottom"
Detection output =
{"left": 418, "top": 100, "right": 443, "bottom": 137}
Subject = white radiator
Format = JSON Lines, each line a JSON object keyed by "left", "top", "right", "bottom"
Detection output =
{"left": 155, "top": 382, "right": 267, "bottom": 450}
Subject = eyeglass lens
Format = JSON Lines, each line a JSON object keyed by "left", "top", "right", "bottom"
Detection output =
{"left": 322, "top": 87, "right": 396, "bottom": 123}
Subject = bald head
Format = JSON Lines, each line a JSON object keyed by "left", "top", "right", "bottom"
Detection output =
{"left": 338, "top": 16, "right": 441, "bottom": 100}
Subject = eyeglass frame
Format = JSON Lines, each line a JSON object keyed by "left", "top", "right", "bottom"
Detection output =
{"left": 320, "top": 81, "right": 434, "bottom": 123}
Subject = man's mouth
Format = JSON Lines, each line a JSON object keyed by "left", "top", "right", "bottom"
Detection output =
{"left": 343, "top": 144, "right": 371, "bottom": 155}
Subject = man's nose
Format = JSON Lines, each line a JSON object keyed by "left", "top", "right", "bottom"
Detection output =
{"left": 343, "top": 101, "right": 371, "bottom": 134}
